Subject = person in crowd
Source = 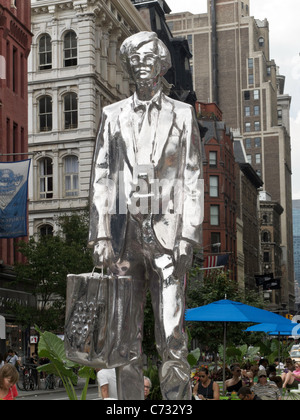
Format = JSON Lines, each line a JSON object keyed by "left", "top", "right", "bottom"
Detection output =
{"left": 144, "top": 376, "right": 152, "bottom": 400}
{"left": 258, "top": 358, "right": 269, "bottom": 371}
{"left": 238, "top": 386, "right": 261, "bottom": 400}
{"left": 250, "top": 364, "right": 259, "bottom": 385}
{"left": 241, "top": 363, "right": 257, "bottom": 387}
{"left": 97, "top": 368, "right": 118, "bottom": 399}
{"left": 0, "top": 364, "right": 19, "bottom": 400}
{"left": 281, "top": 362, "right": 300, "bottom": 389}
{"left": 252, "top": 369, "right": 281, "bottom": 400}
{"left": 192, "top": 367, "right": 220, "bottom": 400}
{"left": 225, "top": 364, "right": 246, "bottom": 393}
{"left": 274, "top": 358, "right": 285, "bottom": 372}
{"left": 5, "top": 350, "right": 18, "bottom": 368}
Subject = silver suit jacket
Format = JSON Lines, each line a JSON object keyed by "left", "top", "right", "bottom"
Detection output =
{"left": 88, "top": 92, "right": 203, "bottom": 259}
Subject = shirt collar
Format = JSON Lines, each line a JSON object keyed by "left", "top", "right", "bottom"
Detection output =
{"left": 133, "top": 88, "right": 162, "bottom": 112}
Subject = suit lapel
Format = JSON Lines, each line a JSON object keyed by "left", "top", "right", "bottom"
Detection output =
{"left": 152, "top": 94, "right": 174, "bottom": 166}
{"left": 118, "top": 97, "right": 136, "bottom": 169}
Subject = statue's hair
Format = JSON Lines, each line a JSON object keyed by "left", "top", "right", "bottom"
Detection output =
{"left": 120, "top": 31, "right": 172, "bottom": 77}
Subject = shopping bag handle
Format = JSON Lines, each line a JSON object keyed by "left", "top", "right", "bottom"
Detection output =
{"left": 91, "top": 266, "right": 104, "bottom": 278}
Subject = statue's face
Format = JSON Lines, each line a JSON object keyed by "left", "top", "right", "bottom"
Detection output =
{"left": 128, "top": 41, "right": 162, "bottom": 82}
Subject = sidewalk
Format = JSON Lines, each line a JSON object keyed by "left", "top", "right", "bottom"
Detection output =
{"left": 17, "top": 377, "right": 98, "bottom": 399}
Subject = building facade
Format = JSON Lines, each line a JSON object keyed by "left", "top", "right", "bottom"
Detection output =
{"left": 0, "top": 0, "right": 32, "bottom": 265}
{"left": 167, "top": 0, "right": 294, "bottom": 310}
{"left": 28, "top": 0, "right": 149, "bottom": 237}
{"left": 234, "top": 139, "right": 263, "bottom": 291}
{"left": 0, "top": 0, "right": 33, "bottom": 356}
{"left": 293, "top": 200, "right": 300, "bottom": 310}
{"left": 198, "top": 102, "right": 237, "bottom": 278}
{"left": 259, "top": 193, "right": 284, "bottom": 310}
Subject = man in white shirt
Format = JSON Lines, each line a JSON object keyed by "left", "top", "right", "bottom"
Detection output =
{"left": 97, "top": 368, "right": 118, "bottom": 400}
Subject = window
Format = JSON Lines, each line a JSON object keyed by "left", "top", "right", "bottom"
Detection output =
{"left": 40, "top": 224, "right": 54, "bottom": 237}
{"left": 262, "top": 231, "right": 271, "bottom": 243}
{"left": 244, "top": 90, "right": 250, "bottom": 101}
{"left": 64, "top": 31, "right": 77, "bottom": 67}
{"left": 245, "top": 138, "right": 252, "bottom": 149}
{"left": 278, "top": 108, "right": 283, "bottom": 124}
{"left": 39, "top": 158, "right": 53, "bottom": 199}
{"left": 187, "top": 34, "right": 193, "bottom": 53}
{"left": 39, "top": 96, "right": 52, "bottom": 132}
{"left": 209, "top": 151, "right": 217, "bottom": 167}
{"left": 248, "top": 74, "right": 254, "bottom": 85}
{"left": 254, "top": 121, "right": 260, "bottom": 131}
{"left": 258, "top": 37, "right": 265, "bottom": 47}
{"left": 210, "top": 205, "right": 219, "bottom": 226}
{"left": 64, "top": 93, "right": 78, "bottom": 129}
{"left": 245, "top": 122, "right": 251, "bottom": 132}
{"left": 254, "top": 105, "right": 260, "bottom": 116}
{"left": 211, "top": 232, "right": 221, "bottom": 253}
{"left": 64, "top": 155, "right": 79, "bottom": 197}
{"left": 255, "top": 137, "right": 261, "bottom": 148}
{"left": 246, "top": 155, "right": 252, "bottom": 164}
{"left": 39, "top": 34, "right": 52, "bottom": 70}
{"left": 209, "top": 176, "right": 219, "bottom": 197}
{"left": 245, "top": 106, "right": 250, "bottom": 117}
{"left": 255, "top": 153, "right": 261, "bottom": 164}
{"left": 13, "top": 47, "right": 17, "bottom": 92}
{"left": 254, "top": 89, "right": 260, "bottom": 100}
{"left": 248, "top": 58, "right": 254, "bottom": 69}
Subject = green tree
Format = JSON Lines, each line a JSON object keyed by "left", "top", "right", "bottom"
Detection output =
{"left": 12, "top": 212, "right": 93, "bottom": 331}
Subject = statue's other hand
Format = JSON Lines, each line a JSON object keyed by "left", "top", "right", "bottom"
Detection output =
{"left": 93, "top": 240, "right": 115, "bottom": 269}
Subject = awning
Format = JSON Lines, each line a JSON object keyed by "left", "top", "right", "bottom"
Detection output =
{"left": 0, "top": 315, "right": 6, "bottom": 339}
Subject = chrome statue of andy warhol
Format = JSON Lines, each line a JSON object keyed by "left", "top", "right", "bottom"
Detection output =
{"left": 88, "top": 32, "right": 203, "bottom": 400}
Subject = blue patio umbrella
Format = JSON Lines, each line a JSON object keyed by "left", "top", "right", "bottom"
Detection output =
{"left": 245, "top": 321, "right": 300, "bottom": 370}
{"left": 186, "top": 299, "right": 289, "bottom": 324}
{"left": 185, "top": 299, "right": 289, "bottom": 393}
{"left": 245, "top": 321, "right": 300, "bottom": 336}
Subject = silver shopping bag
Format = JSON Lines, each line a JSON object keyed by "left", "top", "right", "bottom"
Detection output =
{"left": 64, "top": 271, "right": 134, "bottom": 369}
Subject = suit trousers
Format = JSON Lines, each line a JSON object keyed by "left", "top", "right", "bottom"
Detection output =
{"left": 114, "top": 215, "right": 191, "bottom": 400}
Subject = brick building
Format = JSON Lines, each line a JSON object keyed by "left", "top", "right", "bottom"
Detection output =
{"left": 198, "top": 102, "right": 237, "bottom": 279}
{"left": 0, "top": 0, "right": 32, "bottom": 265}
{"left": 0, "top": 0, "right": 33, "bottom": 356}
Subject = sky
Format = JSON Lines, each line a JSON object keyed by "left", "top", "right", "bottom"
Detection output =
{"left": 168, "top": 0, "right": 300, "bottom": 200}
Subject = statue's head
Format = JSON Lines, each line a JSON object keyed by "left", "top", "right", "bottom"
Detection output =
{"left": 120, "top": 32, "right": 172, "bottom": 84}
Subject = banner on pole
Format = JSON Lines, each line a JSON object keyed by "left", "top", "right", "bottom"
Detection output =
{"left": 0, "top": 160, "right": 31, "bottom": 239}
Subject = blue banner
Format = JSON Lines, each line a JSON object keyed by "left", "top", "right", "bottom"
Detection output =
{"left": 0, "top": 160, "right": 31, "bottom": 239}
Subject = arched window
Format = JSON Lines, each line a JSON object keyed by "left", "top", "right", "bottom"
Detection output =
{"left": 262, "top": 231, "right": 271, "bottom": 243}
{"left": 39, "top": 157, "right": 53, "bottom": 199}
{"left": 39, "top": 34, "right": 52, "bottom": 70}
{"left": 39, "top": 96, "right": 52, "bottom": 132}
{"left": 40, "top": 224, "right": 54, "bottom": 237}
{"left": 64, "top": 155, "right": 79, "bottom": 197}
{"left": 258, "top": 37, "right": 264, "bottom": 47}
{"left": 64, "top": 92, "right": 78, "bottom": 129}
{"left": 64, "top": 31, "right": 77, "bottom": 67}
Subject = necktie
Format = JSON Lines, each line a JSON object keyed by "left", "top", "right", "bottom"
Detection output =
{"left": 136, "top": 103, "right": 153, "bottom": 165}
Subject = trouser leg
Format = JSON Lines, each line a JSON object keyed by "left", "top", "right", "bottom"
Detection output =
{"left": 149, "top": 254, "right": 192, "bottom": 400}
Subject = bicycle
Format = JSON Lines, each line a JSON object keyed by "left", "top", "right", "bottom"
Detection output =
{"left": 17, "top": 364, "right": 37, "bottom": 392}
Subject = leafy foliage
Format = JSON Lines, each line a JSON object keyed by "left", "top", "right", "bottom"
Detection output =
{"left": 36, "top": 327, "right": 95, "bottom": 400}
{"left": 12, "top": 212, "right": 93, "bottom": 331}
